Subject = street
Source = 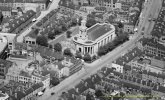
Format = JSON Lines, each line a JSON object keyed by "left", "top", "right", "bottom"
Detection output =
{"left": 37, "top": 0, "right": 162, "bottom": 100}
{"left": 16, "top": 0, "right": 61, "bottom": 42}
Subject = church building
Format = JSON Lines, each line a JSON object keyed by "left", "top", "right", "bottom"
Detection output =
{"left": 72, "top": 17, "right": 116, "bottom": 55}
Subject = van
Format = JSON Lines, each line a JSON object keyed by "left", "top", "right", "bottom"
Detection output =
{"left": 32, "top": 18, "right": 37, "bottom": 22}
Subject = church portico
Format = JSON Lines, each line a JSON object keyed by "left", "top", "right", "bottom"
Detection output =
{"left": 72, "top": 16, "right": 116, "bottom": 56}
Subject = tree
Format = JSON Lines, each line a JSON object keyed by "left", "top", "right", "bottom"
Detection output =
{"left": 97, "top": 46, "right": 108, "bottom": 56}
{"left": 71, "top": 18, "right": 77, "bottom": 26}
{"left": 118, "top": 22, "right": 124, "bottom": 28}
{"left": 86, "top": 93, "right": 94, "bottom": 100}
{"left": 49, "top": 44, "right": 53, "bottom": 49}
{"left": 66, "top": 31, "right": 72, "bottom": 38}
{"left": 54, "top": 28, "right": 61, "bottom": 35}
{"left": 83, "top": 53, "right": 91, "bottom": 62}
{"left": 78, "top": 17, "right": 82, "bottom": 25}
{"left": 36, "top": 35, "right": 48, "bottom": 47}
{"left": 75, "top": 51, "right": 82, "bottom": 59}
{"left": 95, "top": 90, "right": 103, "bottom": 97}
{"left": 63, "top": 48, "right": 72, "bottom": 56}
{"left": 92, "top": 55, "right": 97, "bottom": 61}
{"left": 86, "top": 19, "right": 97, "bottom": 28}
{"left": 48, "top": 32, "right": 55, "bottom": 39}
{"left": 107, "top": 42, "right": 115, "bottom": 51}
{"left": 54, "top": 43, "right": 62, "bottom": 52}
{"left": 50, "top": 77, "right": 60, "bottom": 86}
{"left": 61, "top": 25, "right": 67, "bottom": 31}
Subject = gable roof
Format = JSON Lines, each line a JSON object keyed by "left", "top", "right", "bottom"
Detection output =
{"left": 87, "top": 23, "right": 113, "bottom": 41}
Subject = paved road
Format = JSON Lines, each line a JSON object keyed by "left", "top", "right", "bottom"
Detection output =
{"left": 37, "top": 0, "right": 162, "bottom": 100}
{"left": 16, "top": 0, "right": 61, "bottom": 42}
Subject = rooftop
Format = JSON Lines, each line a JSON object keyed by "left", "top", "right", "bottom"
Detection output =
{"left": 139, "top": 37, "right": 165, "bottom": 51}
{"left": 87, "top": 23, "right": 113, "bottom": 41}
{"left": 114, "top": 47, "right": 143, "bottom": 66}
{"left": 14, "top": 43, "right": 63, "bottom": 60}
{"left": 59, "top": 0, "right": 80, "bottom": 10}
{"left": 6, "top": 10, "right": 36, "bottom": 33}
{"left": 0, "top": 6, "right": 11, "bottom": 11}
{"left": 0, "top": 0, "right": 48, "bottom": 3}
{"left": 151, "top": 7, "right": 165, "bottom": 38}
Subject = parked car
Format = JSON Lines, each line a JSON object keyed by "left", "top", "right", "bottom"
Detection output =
{"left": 51, "top": 92, "right": 55, "bottom": 95}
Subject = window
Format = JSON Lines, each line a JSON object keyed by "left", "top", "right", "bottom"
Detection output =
{"left": 32, "top": 41, "right": 35, "bottom": 44}
{"left": 79, "top": 48, "right": 81, "bottom": 52}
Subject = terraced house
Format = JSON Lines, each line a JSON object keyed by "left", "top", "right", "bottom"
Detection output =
{"left": 0, "top": 80, "right": 44, "bottom": 100}
{"left": 0, "top": 0, "right": 50, "bottom": 11}
{"left": 4, "top": 10, "right": 36, "bottom": 34}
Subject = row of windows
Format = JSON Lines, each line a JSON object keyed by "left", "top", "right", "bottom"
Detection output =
{"left": 25, "top": 41, "right": 35, "bottom": 44}
{"left": 98, "top": 35, "right": 113, "bottom": 48}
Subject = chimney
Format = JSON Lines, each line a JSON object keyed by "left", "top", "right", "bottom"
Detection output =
{"left": 72, "top": 94, "right": 74, "bottom": 98}
{"left": 132, "top": 53, "right": 134, "bottom": 56}
{"left": 76, "top": 88, "right": 79, "bottom": 93}
{"left": 10, "top": 88, "right": 13, "bottom": 95}
{"left": 85, "top": 82, "right": 88, "bottom": 87}
{"left": 12, "top": 24, "right": 15, "bottom": 27}
{"left": 156, "top": 85, "right": 159, "bottom": 90}
{"left": 26, "top": 84, "right": 28, "bottom": 88}
{"left": 126, "top": 57, "right": 128, "bottom": 60}
{"left": 69, "top": 59, "right": 71, "bottom": 63}
{"left": 15, "top": 93, "right": 17, "bottom": 98}
{"left": 92, "top": 77, "right": 94, "bottom": 82}
{"left": 55, "top": 65, "right": 58, "bottom": 69}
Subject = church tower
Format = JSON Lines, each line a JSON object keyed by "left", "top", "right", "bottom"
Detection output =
{"left": 79, "top": 16, "right": 88, "bottom": 41}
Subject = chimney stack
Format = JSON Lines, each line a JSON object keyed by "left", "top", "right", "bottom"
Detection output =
{"left": 55, "top": 65, "right": 58, "bottom": 69}
{"left": 133, "top": 53, "right": 135, "bottom": 56}
{"left": 15, "top": 93, "right": 17, "bottom": 98}
{"left": 76, "top": 88, "right": 79, "bottom": 93}
{"left": 85, "top": 82, "right": 88, "bottom": 87}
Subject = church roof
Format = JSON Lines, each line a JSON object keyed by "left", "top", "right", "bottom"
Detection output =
{"left": 87, "top": 23, "right": 112, "bottom": 41}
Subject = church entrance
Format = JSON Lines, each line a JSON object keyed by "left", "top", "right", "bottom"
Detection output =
{"left": 79, "top": 48, "right": 81, "bottom": 52}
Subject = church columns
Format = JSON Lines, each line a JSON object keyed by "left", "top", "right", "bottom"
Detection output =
{"left": 83, "top": 46, "right": 94, "bottom": 55}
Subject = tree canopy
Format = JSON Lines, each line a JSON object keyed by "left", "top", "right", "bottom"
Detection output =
{"left": 75, "top": 51, "right": 82, "bottom": 59}
{"left": 36, "top": 35, "right": 48, "bottom": 47}
{"left": 54, "top": 43, "right": 62, "bottom": 52}
{"left": 66, "top": 31, "right": 72, "bottom": 38}
{"left": 86, "top": 19, "right": 97, "bottom": 28}
{"left": 63, "top": 48, "right": 72, "bottom": 56}
{"left": 83, "top": 53, "right": 91, "bottom": 62}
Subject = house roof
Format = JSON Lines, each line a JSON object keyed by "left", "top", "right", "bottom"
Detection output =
{"left": 139, "top": 37, "right": 165, "bottom": 51}
{"left": 0, "top": 0, "right": 48, "bottom": 3}
{"left": 7, "top": 10, "right": 36, "bottom": 33}
{"left": 115, "top": 47, "right": 143, "bottom": 66}
{"left": 26, "top": 29, "right": 39, "bottom": 39}
{"left": 0, "top": 6, "right": 11, "bottom": 11}
{"left": 59, "top": 0, "right": 80, "bottom": 10}
{"left": 19, "top": 70, "right": 31, "bottom": 78}
{"left": 14, "top": 43, "right": 63, "bottom": 60}
{"left": 151, "top": 7, "right": 165, "bottom": 38}
{"left": 87, "top": 23, "right": 113, "bottom": 41}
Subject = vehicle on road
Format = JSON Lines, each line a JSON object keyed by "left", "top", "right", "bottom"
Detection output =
{"left": 32, "top": 18, "right": 37, "bottom": 22}
{"left": 51, "top": 92, "right": 55, "bottom": 95}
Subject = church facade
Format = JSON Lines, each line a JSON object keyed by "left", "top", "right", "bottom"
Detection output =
{"left": 72, "top": 17, "right": 116, "bottom": 55}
